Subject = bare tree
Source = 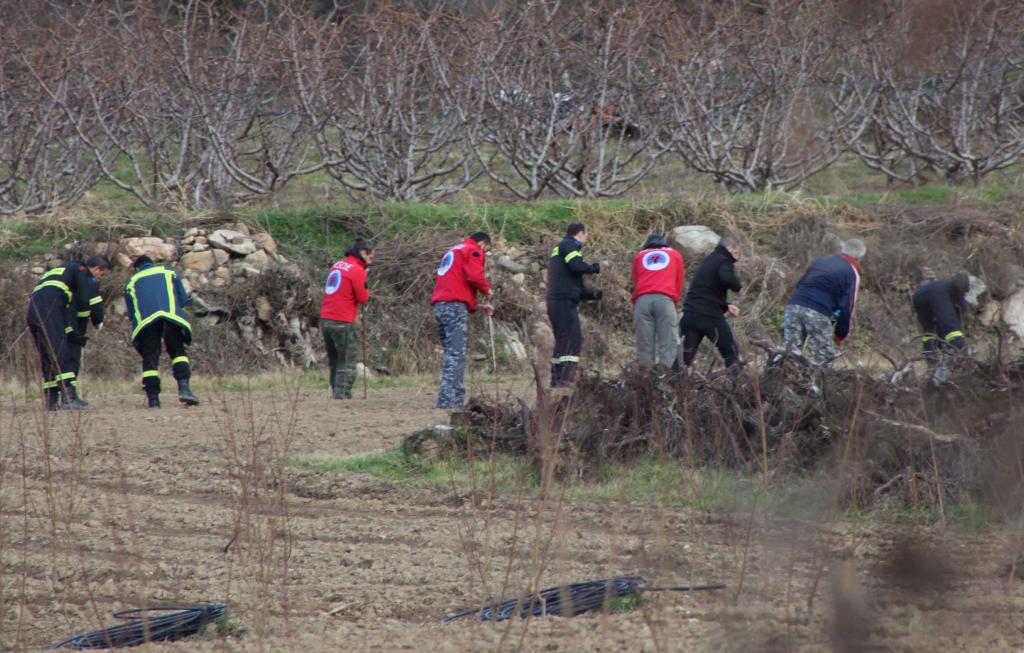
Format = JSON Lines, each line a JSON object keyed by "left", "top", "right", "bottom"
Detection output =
{"left": 288, "top": 4, "right": 479, "bottom": 202}
{"left": 0, "top": 9, "right": 102, "bottom": 215}
{"left": 854, "top": 1, "right": 1024, "bottom": 185}
{"left": 460, "top": 2, "right": 667, "bottom": 199}
{"left": 658, "top": 2, "right": 872, "bottom": 193}
{"left": 177, "top": 2, "right": 324, "bottom": 203}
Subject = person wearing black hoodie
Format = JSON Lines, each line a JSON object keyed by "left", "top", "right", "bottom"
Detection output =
{"left": 679, "top": 237, "right": 743, "bottom": 368}
{"left": 912, "top": 272, "right": 970, "bottom": 368}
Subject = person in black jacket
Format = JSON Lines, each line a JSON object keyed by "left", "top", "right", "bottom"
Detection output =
{"left": 679, "top": 237, "right": 743, "bottom": 368}
{"left": 546, "top": 222, "right": 601, "bottom": 387}
{"left": 912, "top": 272, "right": 970, "bottom": 375}
{"left": 26, "top": 256, "right": 111, "bottom": 410}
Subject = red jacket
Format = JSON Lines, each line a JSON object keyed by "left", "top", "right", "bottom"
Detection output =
{"left": 320, "top": 255, "right": 369, "bottom": 323}
{"left": 631, "top": 247, "right": 684, "bottom": 303}
{"left": 431, "top": 238, "right": 490, "bottom": 311}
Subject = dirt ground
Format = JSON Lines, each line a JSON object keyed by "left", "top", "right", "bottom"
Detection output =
{"left": 2, "top": 380, "right": 1024, "bottom": 652}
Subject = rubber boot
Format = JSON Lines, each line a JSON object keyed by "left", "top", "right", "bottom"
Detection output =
{"left": 177, "top": 378, "right": 200, "bottom": 406}
{"left": 60, "top": 383, "right": 89, "bottom": 410}
{"left": 146, "top": 388, "right": 161, "bottom": 409}
{"left": 46, "top": 388, "right": 60, "bottom": 412}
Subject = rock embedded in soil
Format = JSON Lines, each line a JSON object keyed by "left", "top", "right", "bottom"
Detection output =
{"left": 209, "top": 229, "right": 257, "bottom": 256}
{"left": 672, "top": 225, "right": 721, "bottom": 258}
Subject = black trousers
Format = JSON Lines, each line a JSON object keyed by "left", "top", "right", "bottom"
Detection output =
{"left": 26, "top": 297, "right": 74, "bottom": 389}
{"left": 912, "top": 295, "right": 965, "bottom": 365}
{"left": 133, "top": 320, "right": 191, "bottom": 393}
{"left": 547, "top": 298, "right": 582, "bottom": 387}
{"left": 680, "top": 312, "right": 739, "bottom": 368}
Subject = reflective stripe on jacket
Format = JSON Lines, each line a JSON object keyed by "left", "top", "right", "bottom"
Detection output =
{"left": 124, "top": 263, "right": 191, "bottom": 340}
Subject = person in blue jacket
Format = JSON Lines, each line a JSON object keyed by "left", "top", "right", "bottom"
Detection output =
{"left": 781, "top": 239, "right": 865, "bottom": 366}
{"left": 124, "top": 256, "right": 200, "bottom": 408}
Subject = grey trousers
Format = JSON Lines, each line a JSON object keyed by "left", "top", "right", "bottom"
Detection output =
{"left": 634, "top": 293, "right": 679, "bottom": 368}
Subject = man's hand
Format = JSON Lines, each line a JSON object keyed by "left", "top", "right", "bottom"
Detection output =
{"left": 478, "top": 303, "right": 495, "bottom": 317}
{"left": 589, "top": 262, "right": 601, "bottom": 274}
{"left": 727, "top": 304, "right": 740, "bottom": 318}
{"left": 95, "top": 322, "right": 104, "bottom": 332}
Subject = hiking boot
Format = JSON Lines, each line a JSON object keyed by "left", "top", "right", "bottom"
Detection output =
{"left": 46, "top": 388, "right": 60, "bottom": 412}
{"left": 60, "top": 385, "right": 89, "bottom": 411}
{"left": 177, "top": 379, "right": 200, "bottom": 406}
{"left": 146, "top": 389, "right": 161, "bottom": 409}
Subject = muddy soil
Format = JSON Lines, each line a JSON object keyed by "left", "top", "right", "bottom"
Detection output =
{"left": 2, "top": 382, "right": 1023, "bottom": 652}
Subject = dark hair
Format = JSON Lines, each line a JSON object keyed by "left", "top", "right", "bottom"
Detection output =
{"left": 133, "top": 255, "right": 154, "bottom": 269}
{"left": 643, "top": 233, "right": 666, "bottom": 249}
{"left": 84, "top": 255, "right": 111, "bottom": 270}
{"left": 469, "top": 231, "right": 491, "bottom": 245}
{"left": 346, "top": 239, "right": 374, "bottom": 258}
{"left": 566, "top": 223, "right": 586, "bottom": 238}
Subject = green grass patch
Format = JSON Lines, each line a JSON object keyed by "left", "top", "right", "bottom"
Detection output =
{"left": 289, "top": 447, "right": 535, "bottom": 489}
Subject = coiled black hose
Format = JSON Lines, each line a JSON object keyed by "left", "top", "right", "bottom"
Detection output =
{"left": 51, "top": 603, "right": 227, "bottom": 649}
{"left": 443, "top": 576, "right": 724, "bottom": 623}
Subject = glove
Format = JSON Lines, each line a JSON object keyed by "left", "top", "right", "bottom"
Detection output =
{"left": 67, "top": 332, "right": 88, "bottom": 346}
{"left": 589, "top": 262, "right": 601, "bottom": 274}
{"left": 582, "top": 288, "right": 603, "bottom": 301}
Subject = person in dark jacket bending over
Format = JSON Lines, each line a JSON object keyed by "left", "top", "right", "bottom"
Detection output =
{"left": 66, "top": 266, "right": 107, "bottom": 403}
{"left": 431, "top": 232, "right": 494, "bottom": 410}
{"left": 782, "top": 239, "right": 865, "bottom": 366}
{"left": 320, "top": 240, "right": 374, "bottom": 400}
{"left": 912, "top": 272, "right": 970, "bottom": 374}
{"left": 631, "top": 234, "right": 684, "bottom": 369}
{"left": 547, "top": 223, "right": 601, "bottom": 387}
{"left": 680, "top": 237, "right": 742, "bottom": 368}
{"left": 27, "top": 256, "right": 111, "bottom": 410}
{"left": 125, "top": 256, "right": 200, "bottom": 408}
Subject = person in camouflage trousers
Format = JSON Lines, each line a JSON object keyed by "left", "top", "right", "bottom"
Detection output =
{"left": 434, "top": 301, "right": 469, "bottom": 408}
{"left": 781, "top": 239, "right": 865, "bottom": 366}
{"left": 430, "top": 232, "right": 493, "bottom": 411}
{"left": 320, "top": 240, "right": 374, "bottom": 399}
{"left": 781, "top": 304, "right": 838, "bottom": 364}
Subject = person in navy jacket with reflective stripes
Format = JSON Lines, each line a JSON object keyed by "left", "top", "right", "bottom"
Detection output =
{"left": 124, "top": 256, "right": 199, "bottom": 408}
{"left": 26, "top": 256, "right": 110, "bottom": 410}
{"left": 781, "top": 239, "right": 865, "bottom": 366}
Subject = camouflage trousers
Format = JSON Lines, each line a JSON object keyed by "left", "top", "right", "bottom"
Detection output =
{"left": 434, "top": 301, "right": 469, "bottom": 409}
{"left": 321, "top": 319, "right": 359, "bottom": 399}
{"left": 781, "top": 304, "right": 837, "bottom": 366}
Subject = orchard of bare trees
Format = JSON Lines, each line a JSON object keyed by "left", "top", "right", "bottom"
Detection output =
{"left": 2, "top": 0, "right": 1024, "bottom": 214}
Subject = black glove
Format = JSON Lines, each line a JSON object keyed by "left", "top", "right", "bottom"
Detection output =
{"left": 582, "top": 288, "right": 603, "bottom": 301}
{"left": 67, "top": 331, "right": 88, "bottom": 346}
{"left": 589, "top": 262, "right": 601, "bottom": 274}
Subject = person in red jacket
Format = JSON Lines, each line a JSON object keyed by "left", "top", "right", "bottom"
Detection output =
{"left": 431, "top": 232, "right": 493, "bottom": 410}
{"left": 320, "top": 239, "right": 374, "bottom": 399}
{"left": 631, "top": 234, "right": 685, "bottom": 369}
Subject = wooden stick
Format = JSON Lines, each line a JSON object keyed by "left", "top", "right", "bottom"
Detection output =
{"left": 361, "top": 315, "right": 368, "bottom": 400}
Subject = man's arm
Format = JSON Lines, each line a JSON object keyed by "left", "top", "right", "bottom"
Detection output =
{"left": 563, "top": 243, "right": 598, "bottom": 275}
{"left": 353, "top": 268, "right": 370, "bottom": 305}
{"left": 718, "top": 260, "right": 742, "bottom": 293}
{"left": 464, "top": 250, "right": 491, "bottom": 296}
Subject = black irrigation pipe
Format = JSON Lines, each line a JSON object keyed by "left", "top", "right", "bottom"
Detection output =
{"left": 50, "top": 603, "right": 227, "bottom": 650}
{"left": 442, "top": 576, "right": 725, "bottom": 623}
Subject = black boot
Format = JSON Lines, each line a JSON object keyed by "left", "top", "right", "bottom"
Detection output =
{"left": 46, "top": 387, "right": 60, "bottom": 412}
{"left": 146, "top": 388, "right": 161, "bottom": 409}
{"left": 60, "top": 384, "right": 89, "bottom": 410}
{"left": 177, "top": 378, "right": 200, "bottom": 406}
